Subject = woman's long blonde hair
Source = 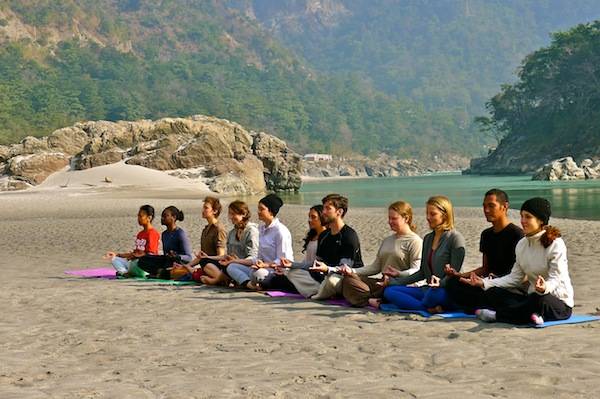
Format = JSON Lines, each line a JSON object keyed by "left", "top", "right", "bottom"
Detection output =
{"left": 426, "top": 195, "right": 454, "bottom": 231}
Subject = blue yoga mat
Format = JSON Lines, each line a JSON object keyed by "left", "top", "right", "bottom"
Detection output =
{"left": 379, "top": 303, "right": 476, "bottom": 319}
{"left": 534, "top": 314, "right": 600, "bottom": 328}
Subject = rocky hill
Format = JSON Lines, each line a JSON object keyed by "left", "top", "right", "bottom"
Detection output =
{"left": 0, "top": 115, "right": 302, "bottom": 194}
{"left": 465, "top": 20, "right": 600, "bottom": 175}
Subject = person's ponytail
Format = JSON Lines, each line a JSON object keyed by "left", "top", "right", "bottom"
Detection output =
{"left": 540, "top": 225, "right": 561, "bottom": 248}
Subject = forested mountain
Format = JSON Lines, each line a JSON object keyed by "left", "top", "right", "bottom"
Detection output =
{"left": 236, "top": 0, "right": 600, "bottom": 116}
{"left": 466, "top": 21, "right": 600, "bottom": 174}
{"left": 1, "top": 1, "right": 599, "bottom": 160}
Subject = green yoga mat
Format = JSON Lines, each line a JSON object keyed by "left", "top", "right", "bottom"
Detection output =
{"left": 116, "top": 276, "right": 197, "bottom": 285}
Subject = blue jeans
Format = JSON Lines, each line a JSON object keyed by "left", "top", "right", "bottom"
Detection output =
{"left": 226, "top": 263, "right": 253, "bottom": 285}
{"left": 383, "top": 286, "right": 454, "bottom": 310}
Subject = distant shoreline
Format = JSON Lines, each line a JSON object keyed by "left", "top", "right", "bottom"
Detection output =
{"left": 301, "top": 170, "right": 463, "bottom": 183}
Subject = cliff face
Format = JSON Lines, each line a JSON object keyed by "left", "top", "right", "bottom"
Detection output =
{"left": 464, "top": 131, "right": 600, "bottom": 175}
{"left": 0, "top": 115, "right": 302, "bottom": 193}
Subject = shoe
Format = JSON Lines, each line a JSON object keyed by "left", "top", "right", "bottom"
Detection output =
{"left": 531, "top": 313, "right": 544, "bottom": 326}
{"left": 475, "top": 309, "right": 497, "bottom": 322}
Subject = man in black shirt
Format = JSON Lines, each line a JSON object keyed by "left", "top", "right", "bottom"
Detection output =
{"left": 309, "top": 193, "right": 363, "bottom": 299}
{"left": 445, "top": 188, "right": 524, "bottom": 312}
{"left": 281, "top": 193, "right": 363, "bottom": 298}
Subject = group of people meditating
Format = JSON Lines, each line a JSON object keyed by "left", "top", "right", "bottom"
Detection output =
{"left": 105, "top": 189, "right": 574, "bottom": 326}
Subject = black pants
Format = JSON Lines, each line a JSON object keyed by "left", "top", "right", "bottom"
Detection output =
{"left": 445, "top": 277, "right": 489, "bottom": 313}
{"left": 261, "top": 274, "right": 298, "bottom": 293}
{"left": 485, "top": 287, "right": 572, "bottom": 324}
{"left": 137, "top": 255, "right": 178, "bottom": 276}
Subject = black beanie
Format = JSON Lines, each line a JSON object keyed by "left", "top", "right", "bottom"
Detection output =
{"left": 260, "top": 193, "right": 284, "bottom": 216}
{"left": 521, "top": 197, "right": 551, "bottom": 225}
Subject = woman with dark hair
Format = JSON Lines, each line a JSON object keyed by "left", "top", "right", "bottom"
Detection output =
{"left": 160, "top": 206, "right": 192, "bottom": 263}
{"left": 461, "top": 197, "right": 574, "bottom": 325}
{"left": 285, "top": 205, "right": 327, "bottom": 297}
{"left": 105, "top": 205, "right": 160, "bottom": 277}
{"left": 190, "top": 200, "right": 259, "bottom": 285}
{"left": 302, "top": 205, "right": 326, "bottom": 263}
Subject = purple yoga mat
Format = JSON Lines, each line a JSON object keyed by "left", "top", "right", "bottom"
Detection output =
{"left": 64, "top": 268, "right": 116, "bottom": 279}
{"left": 264, "top": 291, "right": 304, "bottom": 299}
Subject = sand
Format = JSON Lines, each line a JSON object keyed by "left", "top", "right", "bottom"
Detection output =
{"left": 1, "top": 183, "right": 600, "bottom": 398}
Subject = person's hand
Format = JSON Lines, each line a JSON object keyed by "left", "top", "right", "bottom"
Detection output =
{"left": 535, "top": 275, "right": 546, "bottom": 293}
{"left": 274, "top": 265, "right": 285, "bottom": 275}
{"left": 103, "top": 251, "right": 117, "bottom": 260}
{"left": 280, "top": 258, "right": 293, "bottom": 268}
{"left": 338, "top": 264, "right": 353, "bottom": 276}
{"left": 219, "top": 258, "right": 232, "bottom": 267}
{"left": 382, "top": 265, "right": 400, "bottom": 278}
{"left": 251, "top": 259, "right": 267, "bottom": 270}
{"left": 428, "top": 275, "right": 441, "bottom": 288}
{"left": 195, "top": 250, "right": 208, "bottom": 260}
{"left": 131, "top": 250, "right": 144, "bottom": 259}
{"left": 444, "top": 264, "right": 459, "bottom": 277}
{"left": 309, "top": 260, "right": 329, "bottom": 274}
{"left": 459, "top": 272, "right": 484, "bottom": 288}
{"left": 376, "top": 275, "right": 390, "bottom": 287}
{"left": 167, "top": 250, "right": 177, "bottom": 258}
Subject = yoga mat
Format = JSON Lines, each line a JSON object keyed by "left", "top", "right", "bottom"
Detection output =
{"left": 64, "top": 268, "right": 196, "bottom": 285}
{"left": 264, "top": 291, "right": 375, "bottom": 310}
{"left": 128, "top": 277, "right": 196, "bottom": 286}
{"left": 379, "top": 303, "right": 476, "bottom": 319}
{"left": 64, "top": 268, "right": 116, "bottom": 279}
{"left": 265, "top": 291, "right": 304, "bottom": 299}
{"left": 265, "top": 291, "right": 351, "bottom": 306}
{"left": 534, "top": 314, "right": 600, "bottom": 328}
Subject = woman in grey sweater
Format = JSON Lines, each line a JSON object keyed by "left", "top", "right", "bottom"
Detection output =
{"left": 382, "top": 195, "right": 466, "bottom": 313}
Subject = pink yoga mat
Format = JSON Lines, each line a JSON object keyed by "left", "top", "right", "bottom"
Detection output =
{"left": 64, "top": 268, "right": 116, "bottom": 279}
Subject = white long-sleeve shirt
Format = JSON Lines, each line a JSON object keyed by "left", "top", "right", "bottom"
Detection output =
{"left": 483, "top": 230, "right": 574, "bottom": 308}
{"left": 253, "top": 218, "right": 294, "bottom": 265}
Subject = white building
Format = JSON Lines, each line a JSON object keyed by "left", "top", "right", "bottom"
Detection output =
{"left": 304, "top": 153, "right": 332, "bottom": 162}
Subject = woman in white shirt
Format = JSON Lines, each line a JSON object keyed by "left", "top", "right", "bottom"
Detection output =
{"left": 462, "top": 197, "right": 573, "bottom": 325}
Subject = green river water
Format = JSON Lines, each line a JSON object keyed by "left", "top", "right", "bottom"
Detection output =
{"left": 280, "top": 174, "right": 600, "bottom": 220}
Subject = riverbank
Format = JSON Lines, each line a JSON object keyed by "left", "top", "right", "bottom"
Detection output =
{"left": 1, "top": 189, "right": 599, "bottom": 397}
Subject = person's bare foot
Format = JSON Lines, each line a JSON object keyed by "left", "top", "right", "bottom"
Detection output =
{"left": 427, "top": 305, "right": 444, "bottom": 314}
{"left": 199, "top": 276, "right": 209, "bottom": 284}
{"left": 368, "top": 298, "right": 381, "bottom": 309}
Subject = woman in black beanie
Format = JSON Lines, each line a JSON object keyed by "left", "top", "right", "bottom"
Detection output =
{"left": 461, "top": 197, "right": 574, "bottom": 326}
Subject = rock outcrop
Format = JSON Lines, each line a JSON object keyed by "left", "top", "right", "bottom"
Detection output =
{"left": 0, "top": 115, "right": 302, "bottom": 193}
{"left": 302, "top": 154, "right": 468, "bottom": 178}
{"left": 252, "top": 132, "right": 302, "bottom": 191}
{"left": 532, "top": 157, "right": 600, "bottom": 181}
{"left": 464, "top": 130, "right": 600, "bottom": 175}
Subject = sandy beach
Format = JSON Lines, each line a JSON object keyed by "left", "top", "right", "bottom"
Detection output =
{"left": 1, "top": 179, "right": 600, "bottom": 398}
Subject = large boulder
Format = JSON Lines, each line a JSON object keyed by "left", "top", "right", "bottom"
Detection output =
{"left": 251, "top": 132, "right": 302, "bottom": 191}
{"left": 532, "top": 157, "right": 586, "bottom": 181}
{"left": 46, "top": 126, "right": 90, "bottom": 155}
{"left": 0, "top": 145, "right": 9, "bottom": 163}
{"left": 5, "top": 152, "right": 70, "bottom": 185}
{"left": 0, "top": 115, "right": 302, "bottom": 193}
{"left": 207, "top": 157, "right": 266, "bottom": 195}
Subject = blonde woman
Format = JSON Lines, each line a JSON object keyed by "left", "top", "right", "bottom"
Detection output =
{"left": 341, "top": 201, "right": 422, "bottom": 307}
{"left": 382, "top": 196, "right": 465, "bottom": 313}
